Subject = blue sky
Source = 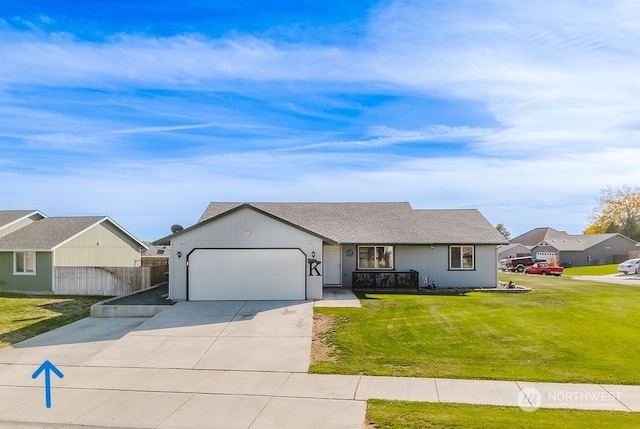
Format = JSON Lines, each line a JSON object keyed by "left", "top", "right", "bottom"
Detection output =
{"left": 1, "top": 1, "right": 639, "bottom": 241}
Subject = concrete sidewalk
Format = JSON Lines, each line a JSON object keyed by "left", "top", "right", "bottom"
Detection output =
{"left": 1, "top": 299, "right": 639, "bottom": 428}
{"left": 314, "top": 288, "right": 361, "bottom": 308}
{"left": 2, "top": 365, "right": 640, "bottom": 428}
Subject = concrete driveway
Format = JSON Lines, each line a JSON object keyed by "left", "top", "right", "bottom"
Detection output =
{"left": 89, "top": 300, "right": 313, "bottom": 372}
{"left": 0, "top": 300, "right": 366, "bottom": 429}
{"left": 2, "top": 297, "right": 640, "bottom": 427}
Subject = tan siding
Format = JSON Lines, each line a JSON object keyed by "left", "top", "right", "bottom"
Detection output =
{"left": 54, "top": 222, "right": 141, "bottom": 267}
{"left": 0, "top": 214, "right": 42, "bottom": 238}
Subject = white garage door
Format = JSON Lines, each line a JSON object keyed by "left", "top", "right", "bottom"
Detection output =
{"left": 188, "top": 249, "right": 306, "bottom": 300}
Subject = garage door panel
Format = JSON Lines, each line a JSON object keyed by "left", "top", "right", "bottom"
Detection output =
{"left": 189, "top": 249, "right": 306, "bottom": 300}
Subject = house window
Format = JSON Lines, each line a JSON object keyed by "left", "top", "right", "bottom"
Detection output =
{"left": 14, "top": 251, "right": 36, "bottom": 275}
{"left": 450, "top": 246, "right": 474, "bottom": 270}
{"left": 358, "top": 246, "right": 394, "bottom": 269}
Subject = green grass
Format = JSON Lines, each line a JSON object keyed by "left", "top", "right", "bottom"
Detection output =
{"left": 563, "top": 264, "right": 619, "bottom": 276}
{"left": 311, "top": 274, "right": 640, "bottom": 384}
{"left": 366, "top": 400, "right": 640, "bottom": 429}
{"left": 0, "top": 293, "right": 107, "bottom": 348}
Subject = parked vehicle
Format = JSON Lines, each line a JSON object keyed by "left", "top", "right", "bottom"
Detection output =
{"left": 524, "top": 262, "right": 564, "bottom": 276}
{"left": 500, "top": 256, "right": 536, "bottom": 272}
{"left": 617, "top": 258, "right": 640, "bottom": 275}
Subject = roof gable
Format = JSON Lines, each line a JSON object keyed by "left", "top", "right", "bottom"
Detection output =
{"left": 0, "top": 216, "right": 147, "bottom": 251}
{"left": 511, "top": 227, "right": 567, "bottom": 247}
{"left": 0, "top": 210, "right": 45, "bottom": 229}
{"left": 157, "top": 203, "right": 338, "bottom": 245}
{"left": 200, "top": 202, "right": 416, "bottom": 244}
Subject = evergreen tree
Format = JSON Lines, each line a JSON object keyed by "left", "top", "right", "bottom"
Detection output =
{"left": 495, "top": 223, "right": 511, "bottom": 241}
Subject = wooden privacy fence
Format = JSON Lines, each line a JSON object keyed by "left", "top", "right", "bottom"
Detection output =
{"left": 54, "top": 265, "right": 167, "bottom": 296}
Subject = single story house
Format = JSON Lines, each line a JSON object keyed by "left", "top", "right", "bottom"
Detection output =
{"left": 0, "top": 212, "right": 147, "bottom": 294}
{"left": 154, "top": 202, "right": 508, "bottom": 301}
{"left": 510, "top": 226, "right": 637, "bottom": 266}
{"left": 530, "top": 233, "right": 637, "bottom": 267}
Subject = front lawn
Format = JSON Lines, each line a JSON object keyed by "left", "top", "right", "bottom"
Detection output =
{"left": 311, "top": 275, "right": 640, "bottom": 384}
{"left": 563, "top": 264, "right": 618, "bottom": 276}
{"left": 366, "top": 400, "right": 640, "bottom": 429}
{"left": 0, "top": 293, "right": 107, "bottom": 348}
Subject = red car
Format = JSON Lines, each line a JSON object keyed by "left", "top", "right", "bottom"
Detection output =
{"left": 524, "top": 262, "right": 564, "bottom": 276}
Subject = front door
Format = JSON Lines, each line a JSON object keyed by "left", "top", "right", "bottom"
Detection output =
{"left": 322, "top": 245, "right": 342, "bottom": 286}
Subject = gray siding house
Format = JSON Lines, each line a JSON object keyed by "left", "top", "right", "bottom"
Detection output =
{"left": 155, "top": 202, "right": 508, "bottom": 301}
{"left": 510, "top": 226, "right": 637, "bottom": 267}
{"left": 530, "top": 233, "right": 637, "bottom": 267}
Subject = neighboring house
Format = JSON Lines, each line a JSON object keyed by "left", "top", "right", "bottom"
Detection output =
{"left": 141, "top": 242, "right": 170, "bottom": 267}
{"left": 497, "top": 243, "right": 532, "bottom": 261}
{"left": 530, "top": 233, "right": 637, "bottom": 267}
{"left": 511, "top": 226, "right": 638, "bottom": 266}
{"left": 0, "top": 213, "right": 147, "bottom": 294}
{"left": 510, "top": 227, "right": 568, "bottom": 247}
{"left": 154, "top": 202, "right": 508, "bottom": 301}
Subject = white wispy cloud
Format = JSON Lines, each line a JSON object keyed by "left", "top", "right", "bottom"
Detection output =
{"left": 0, "top": 32, "right": 366, "bottom": 87}
{"left": 4, "top": 143, "right": 638, "bottom": 239}
{"left": 103, "top": 121, "right": 291, "bottom": 136}
{"left": 1, "top": 0, "right": 637, "bottom": 159}
{"left": 285, "top": 125, "right": 493, "bottom": 151}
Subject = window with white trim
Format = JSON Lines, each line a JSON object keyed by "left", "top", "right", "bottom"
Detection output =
{"left": 358, "top": 246, "right": 394, "bottom": 269}
{"left": 450, "top": 245, "right": 474, "bottom": 270}
{"left": 14, "top": 251, "right": 36, "bottom": 275}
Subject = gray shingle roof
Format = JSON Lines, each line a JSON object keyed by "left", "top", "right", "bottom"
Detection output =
{"left": 536, "top": 233, "right": 626, "bottom": 251}
{"left": 0, "top": 210, "right": 40, "bottom": 229}
{"left": 510, "top": 227, "right": 567, "bottom": 247}
{"left": 498, "top": 243, "right": 532, "bottom": 253}
{"left": 194, "top": 202, "right": 507, "bottom": 245}
{"left": 0, "top": 217, "right": 105, "bottom": 250}
{"left": 413, "top": 209, "right": 508, "bottom": 244}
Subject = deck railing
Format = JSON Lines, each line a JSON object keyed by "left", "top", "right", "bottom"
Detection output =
{"left": 352, "top": 270, "right": 419, "bottom": 291}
